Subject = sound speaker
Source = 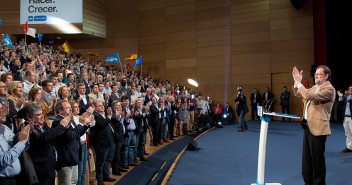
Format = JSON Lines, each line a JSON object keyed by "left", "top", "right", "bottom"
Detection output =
{"left": 187, "top": 140, "right": 198, "bottom": 151}
{"left": 291, "top": 0, "right": 308, "bottom": 10}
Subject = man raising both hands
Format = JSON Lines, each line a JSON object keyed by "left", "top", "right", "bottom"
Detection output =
{"left": 292, "top": 65, "right": 335, "bottom": 185}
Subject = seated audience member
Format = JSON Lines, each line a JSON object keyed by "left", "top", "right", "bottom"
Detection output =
{"left": 221, "top": 103, "right": 234, "bottom": 123}
{"left": 212, "top": 103, "right": 223, "bottom": 124}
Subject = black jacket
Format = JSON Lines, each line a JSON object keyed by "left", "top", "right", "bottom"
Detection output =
{"left": 52, "top": 115, "right": 88, "bottom": 169}
{"left": 90, "top": 112, "right": 115, "bottom": 148}
{"left": 27, "top": 123, "right": 66, "bottom": 182}
{"left": 74, "top": 95, "right": 90, "bottom": 115}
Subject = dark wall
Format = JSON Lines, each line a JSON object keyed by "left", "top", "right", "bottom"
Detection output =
{"left": 325, "top": 0, "right": 352, "bottom": 91}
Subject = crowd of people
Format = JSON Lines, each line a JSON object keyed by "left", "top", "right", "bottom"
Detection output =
{"left": 0, "top": 40, "right": 229, "bottom": 185}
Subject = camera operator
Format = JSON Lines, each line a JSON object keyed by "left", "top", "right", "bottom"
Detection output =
{"left": 234, "top": 86, "right": 249, "bottom": 132}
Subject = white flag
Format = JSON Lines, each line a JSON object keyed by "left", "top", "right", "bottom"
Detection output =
{"left": 26, "top": 28, "right": 36, "bottom": 38}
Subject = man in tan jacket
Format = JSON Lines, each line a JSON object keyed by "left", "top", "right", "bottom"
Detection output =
{"left": 292, "top": 65, "right": 335, "bottom": 185}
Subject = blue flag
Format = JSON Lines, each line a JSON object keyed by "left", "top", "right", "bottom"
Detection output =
{"left": 37, "top": 34, "right": 43, "bottom": 42}
{"left": 135, "top": 56, "right": 142, "bottom": 67}
{"left": 105, "top": 53, "right": 120, "bottom": 63}
{"left": 1, "top": 34, "right": 14, "bottom": 49}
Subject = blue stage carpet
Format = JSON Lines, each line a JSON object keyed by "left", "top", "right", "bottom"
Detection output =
{"left": 168, "top": 121, "right": 351, "bottom": 185}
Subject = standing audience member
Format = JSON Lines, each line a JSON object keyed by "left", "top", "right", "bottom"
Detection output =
{"left": 292, "top": 65, "right": 335, "bottom": 185}
{"left": 188, "top": 94, "right": 196, "bottom": 132}
{"left": 262, "top": 87, "right": 274, "bottom": 110}
{"left": 17, "top": 103, "right": 69, "bottom": 185}
{"left": 0, "top": 102, "right": 30, "bottom": 185}
{"left": 280, "top": 86, "right": 291, "bottom": 121}
{"left": 235, "top": 88, "right": 249, "bottom": 132}
{"left": 133, "top": 98, "right": 149, "bottom": 161}
{"left": 338, "top": 85, "right": 352, "bottom": 153}
{"left": 91, "top": 100, "right": 116, "bottom": 185}
{"left": 0, "top": 81, "right": 21, "bottom": 134}
{"left": 166, "top": 95, "right": 176, "bottom": 140}
{"left": 250, "top": 88, "right": 261, "bottom": 120}
{"left": 71, "top": 102, "right": 95, "bottom": 185}
{"left": 52, "top": 100, "right": 91, "bottom": 185}
{"left": 111, "top": 101, "right": 128, "bottom": 175}
{"left": 121, "top": 95, "right": 138, "bottom": 168}
{"left": 150, "top": 96, "right": 161, "bottom": 146}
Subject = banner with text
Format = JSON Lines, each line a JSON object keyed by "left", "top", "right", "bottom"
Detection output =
{"left": 20, "top": 0, "right": 83, "bottom": 24}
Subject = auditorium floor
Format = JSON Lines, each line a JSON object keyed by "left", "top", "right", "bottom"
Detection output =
{"left": 88, "top": 133, "right": 186, "bottom": 185}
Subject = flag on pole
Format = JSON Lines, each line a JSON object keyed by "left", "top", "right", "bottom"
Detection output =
{"left": 26, "top": 28, "right": 36, "bottom": 38}
{"left": 1, "top": 34, "right": 14, "bottom": 49}
{"left": 88, "top": 51, "right": 100, "bottom": 57}
{"left": 135, "top": 56, "right": 142, "bottom": 67}
{"left": 62, "top": 41, "right": 71, "bottom": 53}
{"left": 301, "top": 78, "right": 309, "bottom": 109}
{"left": 105, "top": 53, "right": 120, "bottom": 63}
{"left": 37, "top": 34, "right": 43, "bottom": 42}
{"left": 125, "top": 52, "right": 137, "bottom": 61}
{"left": 23, "top": 21, "right": 28, "bottom": 34}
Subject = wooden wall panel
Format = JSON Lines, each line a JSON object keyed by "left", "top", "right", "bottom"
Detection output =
{"left": 271, "top": 50, "right": 313, "bottom": 62}
{"left": 271, "top": 28, "right": 313, "bottom": 41}
{"left": 166, "top": 21, "right": 196, "bottom": 33}
{"left": 232, "top": 63, "right": 271, "bottom": 74}
{"left": 231, "top": 11, "right": 270, "bottom": 24}
{"left": 83, "top": 0, "right": 106, "bottom": 38}
{"left": 232, "top": 53, "right": 270, "bottom": 64}
{"left": 165, "top": 40, "right": 197, "bottom": 51}
{"left": 232, "top": 42, "right": 270, "bottom": 54}
{"left": 166, "top": 58, "right": 197, "bottom": 68}
{"left": 271, "top": 39, "right": 313, "bottom": 51}
{"left": 197, "top": 16, "right": 231, "bottom": 29}
{"left": 196, "top": 56, "right": 232, "bottom": 67}
{"left": 197, "top": 46, "right": 231, "bottom": 58}
{"left": 165, "top": 3, "right": 195, "bottom": 16}
{"left": 232, "top": 32, "right": 270, "bottom": 44}
{"left": 197, "top": 36, "right": 231, "bottom": 48}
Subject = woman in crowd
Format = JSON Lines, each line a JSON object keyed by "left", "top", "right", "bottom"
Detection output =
{"left": 28, "top": 87, "right": 55, "bottom": 126}
{"left": 58, "top": 86, "right": 71, "bottom": 101}
{"left": 0, "top": 72, "right": 14, "bottom": 85}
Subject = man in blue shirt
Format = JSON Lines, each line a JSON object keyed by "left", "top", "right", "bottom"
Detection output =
{"left": 0, "top": 102, "right": 30, "bottom": 185}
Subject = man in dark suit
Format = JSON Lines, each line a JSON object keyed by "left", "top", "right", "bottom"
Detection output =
{"left": 149, "top": 96, "right": 161, "bottom": 146}
{"left": 111, "top": 101, "right": 127, "bottom": 175}
{"left": 262, "top": 87, "right": 274, "bottom": 111}
{"left": 91, "top": 100, "right": 116, "bottom": 185}
{"left": 74, "top": 83, "right": 91, "bottom": 115}
{"left": 19, "top": 103, "right": 69, "bottom": 185}
{"left": 280, "top": 86, "right": 291, "bottom": 121}
{"left": 166, "top": 95, "right": 176, "bottom": 140}
{"left": 52, "top": 100, "right": 90, "bottom": 185}
{"left": 81, "top": 72, "right": 91, "bottom": 95}
{"left": 108, "top": 83, "right": 120, "bottom": 107}
{"left": 250, "top": 88, "right": 261, "bottom": 120}
{"left": 133, "top": 98, "right": 149, "bottom": 161}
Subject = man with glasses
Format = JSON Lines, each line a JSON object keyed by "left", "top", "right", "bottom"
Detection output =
{"left": 292, "top": 65, "right": 335, "bottom": 185}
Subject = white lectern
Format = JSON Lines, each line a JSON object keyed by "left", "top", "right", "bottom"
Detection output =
{"left": 251, "top": 106, "right": 300, "bottom": 185}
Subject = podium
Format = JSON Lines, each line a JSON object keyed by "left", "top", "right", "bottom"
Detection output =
{"left": 251, "top": 106, "right": 300, "bottom": 185}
